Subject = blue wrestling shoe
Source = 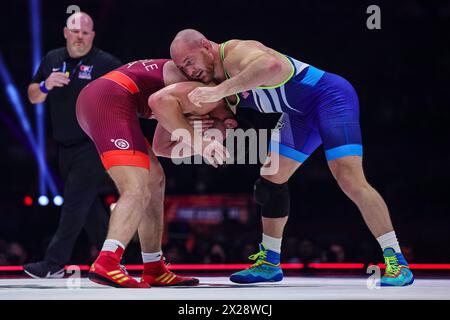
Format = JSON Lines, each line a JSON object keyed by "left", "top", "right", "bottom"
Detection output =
{"left": 230, "top": 244, "right": 283, "bottom": 284}
{"left": 379, "top": 248, "right": 414, "bottom": 287}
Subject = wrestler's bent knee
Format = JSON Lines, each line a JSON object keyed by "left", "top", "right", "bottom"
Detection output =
{"left": 254, "top": 177, "right": 290, "bottom": 218}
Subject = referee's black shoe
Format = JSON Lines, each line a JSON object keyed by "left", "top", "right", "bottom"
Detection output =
{"left": 24, "top": 261, "right": 65, "bottom": 278}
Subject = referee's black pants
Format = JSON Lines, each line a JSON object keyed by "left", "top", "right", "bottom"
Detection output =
{"left": 44, "top": 140, "right": 111, "bottom": 266}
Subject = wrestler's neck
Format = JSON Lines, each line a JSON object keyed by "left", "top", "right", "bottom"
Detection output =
{"left": 210, "top": 42, "right": 226, "bottom": 83}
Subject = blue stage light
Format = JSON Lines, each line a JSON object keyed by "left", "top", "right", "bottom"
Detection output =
{"left": 0, "top": 52, "right": 59, "bottom": 197}
{"left": 29, "top": 0, "right": 47, "bottom": 198}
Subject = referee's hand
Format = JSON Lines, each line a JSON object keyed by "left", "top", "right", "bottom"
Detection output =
{"left": 45, "top": 72, "right": 70, "bottom": 90}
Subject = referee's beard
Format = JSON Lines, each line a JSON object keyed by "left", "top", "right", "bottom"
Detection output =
{"left": 67, "top": 41, "right": 93, "bottom": 58}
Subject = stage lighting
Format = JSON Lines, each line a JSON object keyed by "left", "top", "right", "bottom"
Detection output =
{"left": 53, "top": 195, "right": 64, "bottom": 206}
{"left": 38, "top": 195, "right": 49, "bottom": 206}
{"left": 23, "top": 196, "right": 33, "bottom": 206}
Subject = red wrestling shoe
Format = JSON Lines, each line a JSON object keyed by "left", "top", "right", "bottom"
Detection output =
{"left": 88, "top": 247, "right": 149, "bottom": 288}
{"left": 141, "top": 257, "right": 199, "bottom": 286}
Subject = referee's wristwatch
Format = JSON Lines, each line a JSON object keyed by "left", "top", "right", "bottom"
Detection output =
{"left": 39, "top": 80, "right": 50, "bottom": 94}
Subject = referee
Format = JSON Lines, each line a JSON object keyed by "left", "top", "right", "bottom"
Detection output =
{"left": 25, "top": 12, "right": 122, "bottom": 278}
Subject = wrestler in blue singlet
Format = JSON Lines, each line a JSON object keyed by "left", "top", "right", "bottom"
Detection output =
{"left": 221, "top": 42, "right": 413, "bottom": 287}
{"left": 221, "top": 41, "right": 363, "bottom": 162}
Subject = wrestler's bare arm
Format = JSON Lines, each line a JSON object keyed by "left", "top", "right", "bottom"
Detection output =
{"left": 151, "top": 82, "right": 222, "bottom": 113}
{"left": 149, "top": 81, "right": 234, "bottom": 158}
{"left": 149, "top": 82, "right": 223, "bottom": 138}
{"left": 162, "top": 60, "right": 189, "bottom": 86}
{"left": 218, "top": 41, "right": 284, "bottom": 95}
{"left": 152, "top": 122, "right": 180, "bottom": 158}
{"left": 148, "top": 81, "right": 231, "bottom": 165}
{"left": 186, "top": 41, "right": 288, "bottom": 106}
{"left": 152, "top": 115, "right": 227, "bottom": 158}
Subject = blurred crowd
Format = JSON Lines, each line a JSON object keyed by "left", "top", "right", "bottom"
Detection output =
{"left": 0, "top": 240, "right": 28, "bottom": 265}
{"left": 0, "top": 222, "right": 416, "bottom": 267}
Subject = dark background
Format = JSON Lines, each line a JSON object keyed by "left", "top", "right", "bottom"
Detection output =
{"left": 0, "top": 0, "right": 449, "bottom": 267}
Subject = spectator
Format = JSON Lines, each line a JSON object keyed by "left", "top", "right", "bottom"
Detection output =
{"left": 325, "top": 244, "right": 346, "bottom": 263}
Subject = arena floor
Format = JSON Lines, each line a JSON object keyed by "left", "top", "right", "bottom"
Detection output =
{"left": 1, "top": 276, "right": 449, "bottom": 300}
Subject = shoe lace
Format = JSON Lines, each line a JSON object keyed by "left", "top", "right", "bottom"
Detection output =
{"left": 160, "top": 257, "right": 174, "bottom": 274}
{"left": 247, "top": 249, "right": 268, "bottom": 268}
{"left": 384, "top": 255, "right": 401, "bottom": 276}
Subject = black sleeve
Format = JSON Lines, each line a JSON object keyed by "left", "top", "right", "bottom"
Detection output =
{"left": 93, "top": 51, "right": 123, "bottom": 77}
{"left": 110, "top": 56, "right": 123, "bottom": 69}
{"left": 103, "top": 53, "right": 123, "bottom": 72}
{"left": 31, "top": 54, "right": 50, "bottom": 84}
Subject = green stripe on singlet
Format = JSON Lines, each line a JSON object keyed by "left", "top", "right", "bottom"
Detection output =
{"left": 220, "top": 41, "right": 240, "bottom": 111}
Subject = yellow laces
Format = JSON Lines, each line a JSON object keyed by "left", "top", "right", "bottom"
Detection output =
{"left": 247, "top": 249, "right": 267, "bottom": 268}
{"left": 384, "top": 255, "right": 401, "bottom": 276}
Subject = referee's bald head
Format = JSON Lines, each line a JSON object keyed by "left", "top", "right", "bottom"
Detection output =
{"left": 66, "top": 12, "right": 94, "bottom": 31}
{"left": 64, "top": 12, "right": 95, "bottom": 58}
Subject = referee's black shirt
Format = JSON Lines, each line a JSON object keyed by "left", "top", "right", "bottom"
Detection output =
{"left": 32, "top": 46, "right": 122, "bottom": 145}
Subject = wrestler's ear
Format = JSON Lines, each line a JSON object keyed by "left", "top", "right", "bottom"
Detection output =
{"left": 201, "top": 38, "right": 212, "bottom": 50}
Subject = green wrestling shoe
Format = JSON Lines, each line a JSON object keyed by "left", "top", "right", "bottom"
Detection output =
{"left": 379, "top": 248, "right": 414, "bottom": 287}
{"left": 230, "top": 244, "right": 283, "bottom": 284}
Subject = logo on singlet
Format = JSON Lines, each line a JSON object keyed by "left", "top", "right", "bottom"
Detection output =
{"left": 126, "top": 60, "right": 158, "bottom": 71}
{"left": 111, "top": 139, "right": 130, "bottom": 150}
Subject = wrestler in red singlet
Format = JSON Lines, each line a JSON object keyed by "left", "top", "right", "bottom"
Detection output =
{"left": 76, "top": 59, "right": 170, "bottom": 170}
{"left": 76, "top": 59, "right": 208, "bottom": 288}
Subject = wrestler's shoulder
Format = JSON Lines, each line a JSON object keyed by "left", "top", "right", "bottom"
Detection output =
{"left": 41, "top": 47, "right": 66, "bottom": 63}
{"left": 226, "top": 39, "right": 266, "bottom": 50}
